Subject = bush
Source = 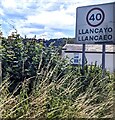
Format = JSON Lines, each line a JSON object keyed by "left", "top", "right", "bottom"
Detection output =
{"left": 1, "top": 35, "right": 67, "bottom": 93}
{"left": 0, "top": 34, "right": 114, "bottom": 119}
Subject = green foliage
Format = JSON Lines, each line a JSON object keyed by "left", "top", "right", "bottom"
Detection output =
{"left": 0, "top": 34, "right": 114, "bottom": 119}
{"left": 1, "top": 35, "right": 66, "bottom": 92}
{"left": 2, "top": 36, "right": 40, "bottom": 81}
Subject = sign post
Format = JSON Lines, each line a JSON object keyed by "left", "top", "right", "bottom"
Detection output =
{"left": 82, "top": 44, "right": 86, "bottom": 73}
{"left": 75, "top": 2, "right": 115, "bottom": 77}
{"left": 102, "top": 44, "right": 106, "bottom": 77}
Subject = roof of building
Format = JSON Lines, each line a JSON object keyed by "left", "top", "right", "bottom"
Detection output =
{"left": 63, "top": 44, "right": 115, "bottom": 52}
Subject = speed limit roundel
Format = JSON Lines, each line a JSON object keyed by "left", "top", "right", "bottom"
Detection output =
{"left": 86, "top": 8, "right": 105, "bottom": 27}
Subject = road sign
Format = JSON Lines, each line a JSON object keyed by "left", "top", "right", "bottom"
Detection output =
{"left": 75, "top": 2, "right": 115, "bottom": 44}
{"left": 86, "top": 8, "right": 105, "bottom": 27}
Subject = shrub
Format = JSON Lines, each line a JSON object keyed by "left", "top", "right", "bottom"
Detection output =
{"left": 0, "top": 34, "right": 114, "bottom": 119}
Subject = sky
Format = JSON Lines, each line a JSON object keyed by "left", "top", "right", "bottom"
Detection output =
{"left": 0, "top": 0, "right": 114, "bottom": 40}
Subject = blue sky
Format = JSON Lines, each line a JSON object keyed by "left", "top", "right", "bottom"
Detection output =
{"left": 0, "top": 0, "right": 114, "bottom": 39}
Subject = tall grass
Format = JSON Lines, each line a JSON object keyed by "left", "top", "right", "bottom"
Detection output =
{"left": 0, "top": 35, "right": 114, "bottom": 119}
{"left": 0, "top": 58, "right": 114, "bottom": 119}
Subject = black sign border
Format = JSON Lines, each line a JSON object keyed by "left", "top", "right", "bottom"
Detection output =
{"left": 86, "top": 7, "right": 105, "bottom": 27}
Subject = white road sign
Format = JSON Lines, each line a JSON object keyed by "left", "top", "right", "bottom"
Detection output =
{"left": 75, "top": 2, "right": 115, "bottom": 44}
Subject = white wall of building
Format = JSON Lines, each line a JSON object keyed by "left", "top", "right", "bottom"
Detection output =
{"left": 62, "top": 52, "right": 115, "bottom": 73}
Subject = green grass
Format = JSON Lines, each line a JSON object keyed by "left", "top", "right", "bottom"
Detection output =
{"left": 0, "top": 64, "right": 114, "bottom": 119}
{"left": 0, "top": 35, "right": 114, "bottom": 119}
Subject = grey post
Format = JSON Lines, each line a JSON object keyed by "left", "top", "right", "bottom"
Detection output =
{"left": 82, "top": 44, "right": 86, "bottom": 72}
{"left": 102, "top": 44, "right": 106, "bottom": 77}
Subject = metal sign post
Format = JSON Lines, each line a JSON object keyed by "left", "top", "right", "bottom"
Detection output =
{"left": 82, "top": 44, "right": 86, "bottom": 72}
{"left": 102, "top": 44, "right": 106, "bottom": 77}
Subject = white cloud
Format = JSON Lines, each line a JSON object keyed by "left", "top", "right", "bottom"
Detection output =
{"left": 26, "top": 10, "right": 74, "bottom": 27}
{"left": 0, "top": 0, "right": 115, "bottom": 39}
{"left": 1, "top": 0, "right": 17, "bottom": 9}
{"left": 0, "top": 8, "right": 4, "bottom": 16}
{"left": 37, "top": 31, "right": 67, "bottom": 40}
{"left": 53, "top": 31, "right": 67, "bottom": 38}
